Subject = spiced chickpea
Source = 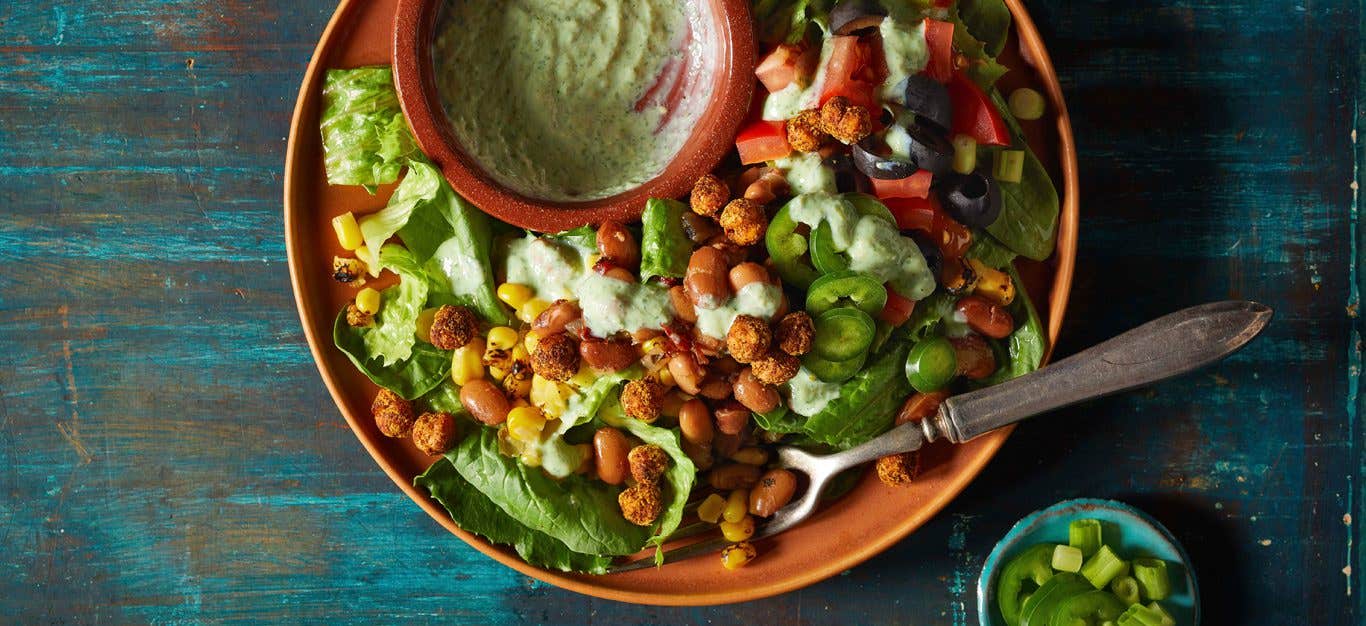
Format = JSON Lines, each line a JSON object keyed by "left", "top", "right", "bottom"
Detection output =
{"left": 372, "top": 388, "right": 416, "bottom": 438}
{"left": 428, "top": 305, "right": 477, "bottom": 350}
{"left": 719, "top": 198, "right": 767, "bottom": 246}
{"left": 751, "top": 350, "right": 800, "bottom": 386}
{"left": 627, "top": 444, "right": 670, "bottom": 484}
{"left": 690, "top": 173, "right": 729, "bottom": 217}
{"left": 530, "top": 332, "right": 580, "bottom": 381}
{"left": 774, "top": 311, "right": 815, "bottom": 356}
{"left": 411, "top": 411, "right": 458, "bottom": 456}
{"left": 726, "top": 314, "right": 772, "bottom": 364}
{"left": 620, "top": 379, "right": 665, "bottom": 422}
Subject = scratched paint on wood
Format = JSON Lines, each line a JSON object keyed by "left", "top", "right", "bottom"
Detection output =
{"left": 0, "top": 0, "right": 1361, "bottom": 623}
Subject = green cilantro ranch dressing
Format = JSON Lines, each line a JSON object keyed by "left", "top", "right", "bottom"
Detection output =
{"left": 774, "top": 152, "right": 837, "bottom": 195}
{"left": 500, "top": 235, "right": 672, "bottom": 336}
{"left": 787, "top": 192, "right": 937, "bottom": 300}
{"left": 433, "top": 0, "right": 713, "bottom": 201}
{"left": 878, "top": 16, "right": 929, "bottom": 103}
{"left": 695, "top": 282, "right": 784, "bottom": 339}
{"left": 786, "top": 366, "right": 842, "bottom": 416}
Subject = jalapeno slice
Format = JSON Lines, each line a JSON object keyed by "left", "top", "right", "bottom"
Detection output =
{"left": 806, "top": 270, "right": 889, "bottom": 317}
{"left": 809, "top": 222, "right": 851, "bottom": 274}
{"left": 1017, "top": 573, "right": 1093, "bottom": 626}
{"left": 765, "top": 204, "right": 820, "bottom": 289}
{"left": 1047, "top": 590, "right": 1126, "bottom": 626}
{"left": 802, "top": 350, "right": 867, "bottom": 383}
{"left": 997, "top": 544, "right": 1058, "bottom": 626}
{"left": 841, "top": 192, "right": 898, "bottom": 226}
{"left": 812, "top": 307, "right": 876, "bottom": 362}
{"left": 905, "top": 335, "right": 957, "bottom": 393}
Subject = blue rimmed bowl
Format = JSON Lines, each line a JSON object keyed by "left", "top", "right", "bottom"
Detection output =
{"left": 977, "top": 498, "right": 1200, "bottom": 625}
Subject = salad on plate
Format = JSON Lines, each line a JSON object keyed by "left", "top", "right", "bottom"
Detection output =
{"left": 318, "top": 0, "right": 1058, "bottom": 573}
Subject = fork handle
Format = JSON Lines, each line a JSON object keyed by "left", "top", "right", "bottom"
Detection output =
{"left": 929, "top": 300, "right": 1272, "bottom": 444}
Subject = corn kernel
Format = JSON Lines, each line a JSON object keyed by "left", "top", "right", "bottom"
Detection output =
{"left": 511, "top": 342, "right": 530, "bottom": 364}
{"left": 512, "top": 398, "right": 531, "bottom": 409}
{"left": 507, "top": 406, "right": 547, "bottom": 442}
{"left": 697, "top": 493, "right": 727, "bottom": 524}
{"left": 353, "top": 246, "right": 375, "bottom": 269}
{"left": 503, "top": 368, "right": 532, "bottom": 400}
{"left": 642, "top": 337, "right": 666, "bottom": 355}
{"left": 355, "top": 287, "right": 381, "bottom": 315}
{"left": 451, "top": 338, "right": 487, "bottom": 385}
{"left": 967, "top": 258, "right": 1016, "bottom": 306}
{"left": 524, "top": 329, "right": 543, "bottom": 353}
{"left": 497, "top": 283, "right": 534, "bottom": 309}
{"left": 416, "top": 308, "right": 438, "bottom": 343}
{"left": 517, "top": 298, "right": 552, "bottom": 324}
{"left": 723, "top": 489, "right": 749, "bottom": 524}
{"left": 720, "top": 515, "right": 756, "bottom": 542}
{"left": 519, "top": 447, "right": 542, "bottom": 467}
{"left": 731, "top": 448, "right": 770, "bottom": 466}
{"left": 655, "top": 366, "right": 676, "bottom": 388}
{"left": 332, "top": 212, "right": 364, "bottom": 250}
{"left": 569, "top": 364, "right": 598, "bottom": 389}
{"left": 530, "top": 374, "right": 572, "bottom": 417}
{"left": 721, "top": 542, "right": 756, "bottom": 570}
{"left": 488, "top": 366, "right": 508, "bottom": 383}
{"left": 487, "top": 326, "right": 519, "bottom": 351}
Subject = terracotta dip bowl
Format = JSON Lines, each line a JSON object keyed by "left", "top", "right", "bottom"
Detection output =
{"left": 391, "top": 0, "right": 757, "bottom": 232}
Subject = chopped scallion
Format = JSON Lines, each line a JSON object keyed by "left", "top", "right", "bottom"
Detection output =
{"left": 994, "top": 150, "right": 1025, "bottom": 184}
{"left": 1008, "top": 87, "right": 1046, "bottom": 121}
{"left": 1110, "top": 575, "right": 1140, "bottom": 605}
{"left": 1147, "top": 602, "right": 1176, "bottom": 626}
{"left": 952, "top": 134, "right": 977, "bottom": 175}
{"left": 1079, "top": 545, "right": 1127, "bottom": 589}
{"left": 1116, "top": 602, "right": 1167, "bottom": 626}
{"left": 1133, "top": 557, "right": 1171, "bottom": 600}
{"left": 1069, "top": 518, "right": 1103, "bottom": 557}
{"left": 1051, "top": 544, "right": 1084, "bottom": 573}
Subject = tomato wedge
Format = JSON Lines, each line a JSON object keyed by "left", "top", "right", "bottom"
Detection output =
{"left": 870, "top": 170, "right": 933, "bottom": 200}
{"left": 923, "top": 19, "right": 955, "bottom": 83}
{"left": 756, "top": 44, "right": 818, "bottom": 93}
{"left": 819, "top": 35, "right": 880, "bottom": 110}
{"left": 879, "top": 285, "right": 917, "bottom": 326}
{"left": 735, "top": 120, "right": 792, "bottom": 164}
{"left": 884, "top": 195, "right": 972, "bottom": 258}
{"left": 948, "top": 71, "right": 1011, "bottom": 146}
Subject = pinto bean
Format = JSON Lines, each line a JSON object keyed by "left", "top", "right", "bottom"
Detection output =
{"left": 678, "top": 399, "right": 715, "bottom": 445}
{"left": 593, "top": 427, "right": 631, "bottom": 485}
{"left": 685, "top": 246, "right": 732, "bottom": 309}
{"left": 667, "top": 352, "right": 704, "bottom": 395}
{"left": 713, "top": 401, "right": 752, "bottom": 436}
{"left": 596, "top": 220, "right": 639, "bottom": 268}
{"left": 728, "top": 262, "right": 769, "bottom": 293}
{"left": 699, "top": 376, "right": 733, "bottom": 400}
{"left": 748, "top": 469, "right": 798, "bottom": 517}
{"left": 580, "top": 337, "right": 639, "bottom": 372}
{"left": 708, "top": 463, "right": 762, "bottom": 490}
{"left": 459, "top": 380, "right": 510, "bottom": 425}
{"left": 951, "top": 334, "right": 997, "bottom": 380}
{"left": 669, "top": 286, "right": 698, "bottom": 323}
{"left": 533, "top": 300, "right": 582, "bottom": 334}
{"left": 732, "top": 368, "right": 780, "bottom": 414}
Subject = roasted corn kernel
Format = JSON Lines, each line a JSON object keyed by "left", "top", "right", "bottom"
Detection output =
{"left": 721, "top": 542, "right": 756, "bottom": 570}
{"left": 487, "top": 326, "right": 519, "bottom": 351}
{"left": 507, "top": 406, "right": 547, "bottom": 443}
{"left": 517, "top": 298, "right": 552, "bottom": 324}
{"left": 415, "top": 308, "right": 438, "bottom": 343}
{"left": 967, "top": 258, "right": 1016, "bottom": 306}
{"left": 697, "top": 493, "right": 727, "bottom": 524}
{"left": 723, "top": 489, "right": 749, "bottom": 524}
{"left": 530, "top": 374, "right": 573, "bottom": 417}
{"left": 496, "top": 283, "right": 533, "bottom": 309}
{"left": 720, "top": 515, "right": 756, "bottom": 542}
{"left": 332, "top": 212, "right": 364, "bottom": 250}
{"left": 641, "top": 337, "right": 667, "bottom": 355}
{"left": 451, "top": 338, "right": 487, "bottom": 385}
{"left": 502, "top": 363, "right": 533, "bottom": 399}
{"left": 355, "top": 287, "right": 381, "bottom": 315}
{"left": 524, "top": 329, "right": 543, "bottom": 353}
{"left": 331, "top": 256, "right": 367, "bottom": 287}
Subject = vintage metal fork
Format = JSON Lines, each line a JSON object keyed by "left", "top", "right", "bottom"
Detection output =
{"left": 610, "top": 300, "right": 1273, "bottom": 573}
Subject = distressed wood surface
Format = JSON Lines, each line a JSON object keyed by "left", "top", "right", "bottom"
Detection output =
{"left": 0, "top": 1, "right": 1360, "bottom": 623}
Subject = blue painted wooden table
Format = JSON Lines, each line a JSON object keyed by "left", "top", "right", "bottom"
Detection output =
{"left": 1, "top": 1, "right": 1360, "bottom": 623}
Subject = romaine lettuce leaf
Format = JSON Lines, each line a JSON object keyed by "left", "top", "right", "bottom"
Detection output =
{"left": 320, "top": 67, "right": 418, "bottom": 191}
{"left": 358, "top": 160, "right": 443, "bottom": 275}
{"left": 798, "top": 339, "right": 913, "bottom": 449}
{"left": 333, "top": 311, "right": 451, "bottom": 400}
{"left": 361, "top": 245, "right": 429, "bottom": 366}
{"left": 596, "top": 396, "right": 697, "bottom": 549}
{"left": 639, "top": 198, "right": 691, "bottom": 283}
{"left": 415, "top": 458, "right": 613, "bottom": 574}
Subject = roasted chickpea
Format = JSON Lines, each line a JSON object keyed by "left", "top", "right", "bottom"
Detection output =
{"left": 751, "top": 350, "right": 800, "bottom": 386}
{"left": 345, "top": 303, "right": 375, "bottom": 328}
{"left": 372, "top": 388, "right": 416, "bottom": 438}
{"left": 621, "top": 379, "right": 666, "bottom": 422}
{"left": 618, "top": 483, "right": 664, "bottom": 526}
{"left": 719, "top": 198, "right": 767, "bottom": 246}
{"left": 628, "top": 444, "right": 670, "bottom": 484}
{"left": 876, "top": 452, "right": 919, "bottom": 486}
{"left": 690, "top": 173, "right": 729, "bottom": 217}
{"left": 818, "top": 95, "right": 873, "bottom": 144}
{"left": 774, "top": 311, "right": 815, "bottom": 356}
{"left": 726, "top": 314, "right": 772, "bottom": 364}
{"left": 530, "top": 332, "right": 580, "bottom": 381}
{"left": 429, "top": 305, "right": 477, "bottom": 350}
{"left": 786, "top": 108, "right": 828, "bottom": 152}
{"left": 411, "top": 411, "right": 458, "bottom": 456}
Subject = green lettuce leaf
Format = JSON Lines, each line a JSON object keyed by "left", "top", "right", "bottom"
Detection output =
{"left": 966, "top": 232, "right": 1019, "bottom": 269}
{"left": 982, "top": 266, "right": 1046, "bottom": 385}
{"left": 448, "top": 429, "right": 652, "bottom": 556}
{"left": 419, "top": 379, "right": 467, "bottom": 416}
{"left": 358, "top": 160, "right": 444, "bottom": 275}
{"left": 957, "top": 0, "right": 1012, "bottom": 58}
{"left": 320, "top": 67, "right": 418, "bottom": 191}
{"left": 798, "top": 340, "right": 913, "bottom": 449}
{"left": 752, "top": 0, "right": 836, "bottom": 44}
{"left": 415, "top": 458, "right": 613, "bottom": 574}
{"left": 600, "top": 400, "right": 697, "bottom": 548}
{"left": 333, "top": 311, "right": 451, "bottom": 400}
{"left": 639, "top": 198, "right": 691, "bottom": 283}
{"left": 558, "top": 367, "right": 642, "bottom": 434}
{"left": 361, "top": 245, "right": 429, "bottom": 366}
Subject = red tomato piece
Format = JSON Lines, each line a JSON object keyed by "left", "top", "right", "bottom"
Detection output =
{"left": 870, "top": 170, "right": 933, "bottom": 200}
{"left": 819, "top": 35, "right": 879, "bottom": 110}
{"left": 756, "top": 44, "right": 808, "bottom": 93}
{"left": 735, "top": 120, "right": 792, "bottom": 164}
{"left": 884, "top": 195, "right": 972, "bottom": 258}
{"left": 923, "top": 19, "right": 955, "bottom": 83}
{"left": 879, "top": 285, "right": 917, "bottom": 326}
{"left": 948, "top": 71, "right": 1011, "bottom": 146}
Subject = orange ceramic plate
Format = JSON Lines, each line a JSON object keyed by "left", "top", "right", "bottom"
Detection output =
{"left": 284, "top": 0, "right": 1079, "bottom": 606}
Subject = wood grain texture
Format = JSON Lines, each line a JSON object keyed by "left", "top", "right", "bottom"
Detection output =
{"left": 0, "top": 0, "right": 1359, "bottom": 623}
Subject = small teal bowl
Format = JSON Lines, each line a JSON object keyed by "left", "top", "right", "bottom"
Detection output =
{"left": 977, "top": 498, "right": 1200, "bottom": 625}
